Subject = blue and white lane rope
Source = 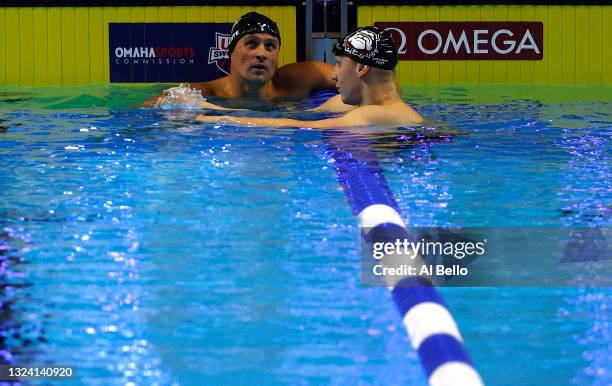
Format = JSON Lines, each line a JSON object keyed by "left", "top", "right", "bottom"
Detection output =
{"left": 323, "top": 130, "right": 483, "bottom": 385}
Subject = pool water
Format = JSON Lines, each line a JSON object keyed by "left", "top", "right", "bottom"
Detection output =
{"left": 0, "top": 85, "right": 610, "bottom": 385}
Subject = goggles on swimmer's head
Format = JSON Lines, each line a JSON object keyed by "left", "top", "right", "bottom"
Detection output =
{"left": 227, "top": 12, "right": 281, "bottom": 55}
{"left": 332, "top": 26, "right": 398, "bottom": 70}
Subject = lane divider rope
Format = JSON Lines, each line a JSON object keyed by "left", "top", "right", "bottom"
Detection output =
{"left": 322, "top": 129, "right": 484, "bottom": 385}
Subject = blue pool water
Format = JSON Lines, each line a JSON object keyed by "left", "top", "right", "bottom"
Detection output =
{"left": 0, "top": 85, "right": 610, "bottom": 385}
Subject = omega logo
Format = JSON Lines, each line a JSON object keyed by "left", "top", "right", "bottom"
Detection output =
{"left": 417, "top": 28, "right": 540, "bottom": 55}
{"left": 379, "top": 21, "right": 544, "bottom": 61}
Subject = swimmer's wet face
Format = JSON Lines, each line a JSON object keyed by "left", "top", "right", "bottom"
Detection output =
{"left": 230, "top": 33, "right": 280, "bottom": 84}
{"left": 332, "top": 56, "right": 365, "bottom": 106}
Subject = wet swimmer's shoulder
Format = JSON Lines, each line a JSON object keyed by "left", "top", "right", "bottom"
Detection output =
{"left": 394, "top": 102, "right": 423, "bottom": 124}
{"left": 270, "top": 61, "right": 336, "bottom": 98}
{"left": 189, "top": 78, "right": 225, "bottom": 97}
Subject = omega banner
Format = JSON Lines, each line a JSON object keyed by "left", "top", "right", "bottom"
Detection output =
{"left": 109, "top": 23, "right": 232, "bottom": 83}
{"left": 374, "top": 22, "right": 543, "bottom": 60}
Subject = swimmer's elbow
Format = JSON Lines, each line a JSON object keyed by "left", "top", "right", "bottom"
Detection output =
{"left": 141, "top": 95, "right": 161, "bottom": 107}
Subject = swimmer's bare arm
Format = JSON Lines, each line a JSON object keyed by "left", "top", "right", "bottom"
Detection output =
{"left": 309, "top": 94, "right": 354, "bottom": 112}
{"left": 196, "top": 113, "right": 352, "bottom": 128}
{"left": 309, "top": 61, "right": 337, "bottom": 91}
{"left": 272, "top": 61, "right": 338, "bottom": 98}
{"left": 284, "top": 61, "right": 359, "bottom": 114}
{"left": 141, "top": 82, "right": 217, "bottom": 107}
{"left": 141, "top": 86, "right": 202, "bottom": 108}
{"left": 198, "top": 100, "right": 246, "bottom": 111}
{"left": 142, "top": 84, "right": 245, "bottom": 111}
{"left": 143, "top": 95, "right": 239, "bottom": 110}
{"left": 142, "top": 84, "right": 206, "bottom": 107}
{"left": 195, "top": 104, "right": 423, "bottom": 128}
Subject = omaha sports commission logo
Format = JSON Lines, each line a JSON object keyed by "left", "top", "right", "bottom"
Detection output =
{"left": 109, "top": 23, "right": 233, "bottom": 83}
{"left": 375, "top": 22, "right": 543, "bottom": 60}
{"left": 208, "top": 32, "right": 231, "bottom": 75}
{"left": 114, "top": 46, "right": 196, "bottom": 65}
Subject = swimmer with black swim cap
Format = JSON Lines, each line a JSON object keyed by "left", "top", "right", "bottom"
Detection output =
{"left": 144, "top": 12, "right": 337, "bottom": 106}
{"left": 196, "top": 26, "right": 423, "bottom": 128}
{"left": 227, "top": 12, "right": 281, "bottom": 55}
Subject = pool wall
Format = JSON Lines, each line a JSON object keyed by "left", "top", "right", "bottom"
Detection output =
{"left": 358, "top": 2, "right": 611, "bottom": 85}
{"left": 0, "top": 1, "right": 610, "bottom": 86}
{"left": 0, "top": 3, "right": 298, "bottom": 86}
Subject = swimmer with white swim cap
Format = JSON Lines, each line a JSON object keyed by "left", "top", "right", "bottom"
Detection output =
{"left": 143, "top": 12, "right": 338, "bottom": 107}
{"left": 196, "top": 26, "right": 423, "bottom": 128}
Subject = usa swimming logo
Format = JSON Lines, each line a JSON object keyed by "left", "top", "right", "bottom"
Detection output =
{"left": 208, "top": 32, "right": 231, "bottom": 74}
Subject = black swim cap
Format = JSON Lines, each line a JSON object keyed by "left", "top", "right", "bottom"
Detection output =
{"left": 227, "top": 12, "right": 281, "bottom": 54}
{"left": 332, "top": 26, "right": 398, "bottom": 70}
